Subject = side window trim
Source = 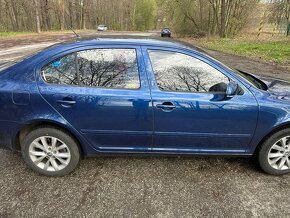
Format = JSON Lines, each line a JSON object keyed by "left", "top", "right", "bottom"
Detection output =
{"left": 74, "top": 52, "right": 81, "bottom": 85}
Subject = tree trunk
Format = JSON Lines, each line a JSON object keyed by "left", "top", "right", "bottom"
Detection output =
{"left": 220, "top": 0, "right": 226, "bottom": 37}
{"left": 34, "top": 0, "right": 41, "bottom": 33}
{"left": 287, "top": 20, "right": 290, "bottom": 36}
{"left": 10, "top": 0, "right": 19, "bottom": 30}
{"left": 81, "top": 0, "right": 86, "bottom": 29}
{"left": 59, "top": 0, "right": 65, "bottom": 31}
{"left": 69, "top": 1, "right": 73, "bottom": 28}
{"left": 199, "top": 0, "right": 203, "bottom": 31}
{"left": 287, "top": 9, "right": 290, "bottom": 36}
{"left": 43, "top": 0, "right": 51, "bottom": 31}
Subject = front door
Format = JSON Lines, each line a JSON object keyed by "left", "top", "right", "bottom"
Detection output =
{"left": 37, "top": 46, "right": 153, "bottom": 152}
{"left": 143, "top": 48, "right": 258, "bottom": 154}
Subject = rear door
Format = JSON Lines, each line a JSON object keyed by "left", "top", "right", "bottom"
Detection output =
{"left": 37, "top": 45, "right": 153, "bottom": 152}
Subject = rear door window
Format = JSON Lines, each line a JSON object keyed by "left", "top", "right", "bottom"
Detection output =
{"left": 77, "top": 49, "right": 140, "bottom": 89}
{"left": 41, "top": 49, "right": 140, "bottom": 89}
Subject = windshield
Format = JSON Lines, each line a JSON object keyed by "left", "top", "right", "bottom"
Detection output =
{"left": 235, "top": 70, "right": 267, "bottom": 90}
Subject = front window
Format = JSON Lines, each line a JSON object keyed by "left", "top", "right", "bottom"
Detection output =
{"left": 148, "top": 50, "right": 230, "bottom": 93}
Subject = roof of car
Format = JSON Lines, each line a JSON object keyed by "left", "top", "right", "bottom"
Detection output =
{"left": 14, "top": 35, "right": 208, "bottom": 68}
{"left": 52, "top": 35, "right": 206, "bottom": 53}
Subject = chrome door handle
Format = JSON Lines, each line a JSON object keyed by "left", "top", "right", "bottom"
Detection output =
{"left": 56, "top": 98, "right": 76, "bottom": 108}
{"left": 56, "top": 100, "right": 76, "bottom": 105}
{"left": 156, "top": 102, "right": 176, "bottom": 111}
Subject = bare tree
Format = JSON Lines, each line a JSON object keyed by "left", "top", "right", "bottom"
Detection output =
{"left": 158, "top": 0, "right": 259, "bottom": 37}
{"left": 34, "top": 0, "right": 41, "bottom": 33}
{"left": 269, "top": 0, "right": 290, "bottom": 35}
{"left": 0, "top": 0, "right": 259, "bottom": 37}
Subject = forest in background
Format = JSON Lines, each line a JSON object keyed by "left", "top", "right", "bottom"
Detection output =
{"left": 0, "top": 0, "right": 289, "bottom": 37}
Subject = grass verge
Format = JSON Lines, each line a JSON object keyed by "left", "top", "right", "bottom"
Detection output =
{"left": 188, "top": 36, "right": 290, "bottom": 65}
{"left": 0, "top": 31, "right": 36, "bottom": 37}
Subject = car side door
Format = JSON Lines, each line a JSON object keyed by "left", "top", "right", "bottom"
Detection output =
{"left": 37, "top": 45, "right": 153, "bottom": 152}
{"left": 142, "top": 47, "right": 259, "bottom": 154}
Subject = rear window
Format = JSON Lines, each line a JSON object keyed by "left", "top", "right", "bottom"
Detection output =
{"left": 41, "top": 48, "right": 140, "bottom": 89}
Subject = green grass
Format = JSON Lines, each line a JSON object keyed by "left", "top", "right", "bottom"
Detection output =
{"left": 194, "top": 38, "right": 290, "bottom": 64}
{"left": 0, "top": 31, "right": 34, "bottom": 37}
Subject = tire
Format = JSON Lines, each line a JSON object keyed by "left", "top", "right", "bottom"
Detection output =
{"left": 21, "top": 126, "right": 80, "bottom": 176}
{"left": 257, "top": 128, "right": 290, "bottom": 175}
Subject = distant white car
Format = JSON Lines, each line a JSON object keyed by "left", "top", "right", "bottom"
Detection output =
{"left": 97, "top": 25, "right": 107, "bottom": 31}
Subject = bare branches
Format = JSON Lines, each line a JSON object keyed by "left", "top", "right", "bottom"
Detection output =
{"left": 0, "top": 0, "right": 156, "bottom": 32}
{"left": 160, "top": 0, "right": 259, "bottom": 37}
{"left": 268, "top": 0, "right": 290, "bottom": 35}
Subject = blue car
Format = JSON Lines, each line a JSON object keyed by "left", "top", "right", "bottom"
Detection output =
{"left": 1, "top": 37, "right": 290, "bottom": 176}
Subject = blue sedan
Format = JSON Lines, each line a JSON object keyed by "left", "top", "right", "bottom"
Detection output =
{"left": 0, "top": 38, "right": 290, "bottom": 176}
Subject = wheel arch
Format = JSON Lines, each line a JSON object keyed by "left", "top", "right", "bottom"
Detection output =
{"left": 14, "top": 120, "right": 86, "bottom": 156}
{"left": 253, "top": 121, "right": 290, "bottom": 155}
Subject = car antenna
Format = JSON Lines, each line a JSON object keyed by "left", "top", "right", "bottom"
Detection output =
{"left": 70, "top": 27, "right": 81, "bottom": 39}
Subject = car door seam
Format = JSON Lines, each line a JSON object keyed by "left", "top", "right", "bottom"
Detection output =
{"left": 141, "top": 46, "right": 155, "bottom": 149}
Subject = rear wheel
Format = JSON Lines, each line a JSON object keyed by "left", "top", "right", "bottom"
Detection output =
{"left": 21, "top": 127, "right": 80, "bottom": 176}
{"left": 257, "top": 129, "right": 290, "bottom": 175}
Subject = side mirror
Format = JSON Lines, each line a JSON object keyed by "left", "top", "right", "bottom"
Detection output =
{"left": 226, "top": 81, "right": 238, "bottom": 96}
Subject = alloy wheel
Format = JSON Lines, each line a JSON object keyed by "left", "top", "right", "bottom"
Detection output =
{"left": 267, "top": 136, "right": 290, "bottom": 170}
{"left": 28, "top": 136, "right": 71, "bottom": 172}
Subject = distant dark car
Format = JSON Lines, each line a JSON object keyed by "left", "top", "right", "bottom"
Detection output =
{"left": 2, "top": 38, "right": 290, "bottom": 176}
{"left": 161, "top": 28, "right": 171, "bottom": 37}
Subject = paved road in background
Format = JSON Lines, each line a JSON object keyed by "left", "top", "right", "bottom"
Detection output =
{"left": 1, "top": 31, "right": 290, "bottom": 217}
{"left": 0, "top": 31, "right": 156, "bottom": 65}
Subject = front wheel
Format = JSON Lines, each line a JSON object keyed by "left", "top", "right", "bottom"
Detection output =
{"left": 21, "top": 126, "right": 80, "bottom": 176}
{"left": 257, "top": 129, "right": 290, "bottom": 175}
